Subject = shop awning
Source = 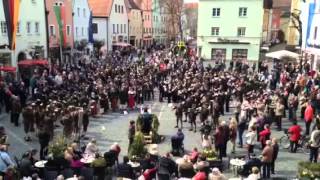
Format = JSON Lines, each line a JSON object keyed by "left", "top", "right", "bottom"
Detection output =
{"left": 18, "top": 59, "right": 49, "bottom": 66}
{"left": 265, "top": 50, "right": 299, "bottom": 59}
{"left": 112, "top": 42, "right": 132, "bottom": 47}
{"left": 0, "top": 66, "right": 16, "bottom": 72}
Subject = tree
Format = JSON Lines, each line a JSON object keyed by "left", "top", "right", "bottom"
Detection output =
{"left": 161, "top": 0, "right": 184, "bottom": 41}
{"left": 290, "top": 10, "right": 302, "bottom": 47}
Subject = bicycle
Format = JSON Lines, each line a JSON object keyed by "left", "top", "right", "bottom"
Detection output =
{"left": 279, "top": 129, "right": 310, "bottom": 154}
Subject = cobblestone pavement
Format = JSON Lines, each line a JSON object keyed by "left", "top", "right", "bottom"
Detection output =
{"left": 0, "top": 90, "right": 310, "bottom": 179}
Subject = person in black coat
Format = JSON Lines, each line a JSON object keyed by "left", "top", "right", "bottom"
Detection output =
{"left": 271, "top": 138, "right": 279, "bottom": 174}
{"left": 157, "top": 153, "right": 177, "bottom": 180}
{"left": 38, "top": 129, "right": 50, "bottom": 160}
{"left": 19, "top": 151, "right": 37, "bottom": 178}
{"left": 117, "top": 156, "right": 135, "bottom": 179}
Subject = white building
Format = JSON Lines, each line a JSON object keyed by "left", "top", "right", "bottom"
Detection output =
{"left": 109, "top": 0, "right": 129, "bottom": 50}
{"left": 301, "top": 1, "right": 320, "bottom": 70}
{"left": 197, "top": 0, "right": 264, "bottom": 63}
{"left": 73, "top": 0, "right": 91, "bottom": 43}
{"left": 0, "top": 0, "right": 47, "bottom": 67}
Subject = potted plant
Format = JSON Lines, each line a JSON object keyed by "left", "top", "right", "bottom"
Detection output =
{"left": 128, "top": 132, "right": 147, "bottom": 160}
{"left": 298, "top": 161, "right": 320, "bottom": 179}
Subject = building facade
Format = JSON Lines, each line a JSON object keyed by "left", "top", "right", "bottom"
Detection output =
{"left": 301, "top": 0, "right": 320, "bottom": 70}
{"left": 0, "top": 0, "right": 47, "bottom": 67}
{"left": 73, "top": 0, "right": 91, "bottom": 43}
{"left": 46, "top": 0, "right": 74, "bottom": 63}
{"left": 184, "top": 3, "right": 198, "bottom": 40}
{"left": 109, "top": 0, "right": 129, "bottom": 50}
{"left": 197, "top": 0, "right": 264, "bottom": 63}
{"left": 287, "top": 0, "right": 302, "bottom": 46}
{"left": 152, "top": 0, "right": 161, "bottom": 44}
{"left": 88, "top": 0, "right": 111, "bottom": 49}
{"left": 126, "top": 0, "right": 143, "bottom": 47}
{"left": 141, "top": 0, "right": 153, "bottom": 48}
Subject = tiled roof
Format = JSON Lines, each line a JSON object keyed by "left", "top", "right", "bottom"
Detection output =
{"left": 88, "top": 0, "right": 113, "bottom": 17}
{"left": 273, "top": 0, "right": 291, "bottom": 8}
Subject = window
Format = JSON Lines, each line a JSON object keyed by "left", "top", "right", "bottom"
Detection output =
{"left": 239, "top": 7, "right": 247, "bottom": 17}
{"left": 115, "top": 4, "right": 117, "bottom": 13}
{"left": 17, "top": 22, "right": 20, "bottom": 34}
{"left": 120, "top": 24, "right": 123, "bottom": 33}
{"left": 117, "top": 24, "right": 119, "bottom": 33}
{"left": 49, "top": 25, "right": 55, "bottom": 36}
{"left": 212, "top": 8, "right": 220, "bottom": 17}
{"left": 92, "top": 23, "right": 98, "bottom": 34}
{"left": 1, "top": 21, "right": 7, "bottom": 34}
{"left": 124, "top": 24, "right": 126, "bottom": 33}
{"left": 211, "top": 49, "right": 226, "bottom": 62}
{"left": 66, "top": 25, "right": 71, "bottom": 36}
{"left": 83, "top": 9, "right": 86, "bottom": 17}
{"left": 26, "top": 22, "right": 31, "bottom": 34}
{"left": 237, "top": 27, "right": 246, "bottom": 36}
{"left": 121, "top": 6, "right": 124, "bottom": 13}
{"left": 315, "top": 26, "right": 318, "bottom": 40}
{"left": 113, "top": 24, "right": 115, "bottom": 34}
{"left": 232, "top": 49, "right": 248, "bottom": 61}
{"left": 81, "top": 27, "right": 84, "bottom": 36}
{"left": 35, "top": 22, "right": 39, "bottom": 34}
{"left": 211, "top": 27, "right": 219, "bottom": 36}
{"left": 77, "top": 8, "right": 80, "bottom": 17}
{"left": 76, "top": 27, "right": 78, "bottom": 36}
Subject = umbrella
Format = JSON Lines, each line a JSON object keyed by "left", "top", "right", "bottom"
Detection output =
{"left": 265, "top": 50, "right": 299, "bottom": 60}
{"left": 0, "top": 66, "right": 16, "bottom": 72}
{"left": 18, "top": 59, "right": 49, "bottom": 66}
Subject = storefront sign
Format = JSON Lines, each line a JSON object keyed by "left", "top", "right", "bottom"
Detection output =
{"left": 217, "top": 38, "right": 239, "bottom": 43}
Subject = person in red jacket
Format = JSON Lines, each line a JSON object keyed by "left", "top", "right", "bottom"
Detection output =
{"left": 259, "top": 124, "right": 271, "bottom": 149}
{"left": 304, "top": 102, "right": 314, "bottom": 135}
{"left": 288, "top": 121, "right": 301, "bottom": 153}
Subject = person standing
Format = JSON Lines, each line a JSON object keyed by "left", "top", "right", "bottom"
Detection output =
{"left": 288, "top": 121, "right": 301, "bottom": 153}
{"left": 128, "top": 120, "right": 135, "bottom": 146}
{"left": 10, "top": 96, "right": 21, "bottom": 127}
{"left": 22, "top": 103, "right": 33, "bottom": 141}
{"left": 271, "top": 138, "right": 279, "bottom": 174}
{"left": 246, "top": 126, "right": 257, "bottom": 156}
{"left": 128, "top": 87, "right": 136, "bottom": 110}
{"left": 261, "top": 140, "right": 273, "bottom": 179}
{"left": 38, "top": 129, "right": 50, "bottom": 160}
{"left": 157, "top": 153, "right": 177, "bottom": 180}
{"left": 238, "top": 115, "right": 247, "bottom": 148}
{"left": 305, "top": 102, "right": 314, "bottom": 135}
{"left": 259, "top": 124, "right": 271, "bottom": 149}
{"left": 229, "top": 118, "right": 237, "bottom": 153}
{"left": 174, "top": 102, "right": 183, "bottom": 128}
{"left": 275, "top": 99, "right": 285, "bottom": 131}
{"left": 309, "top": 127, "right": 320, "bottom": 163}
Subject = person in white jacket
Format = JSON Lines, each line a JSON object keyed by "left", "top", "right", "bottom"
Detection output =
{"left": 246, "top": 126, "right": 257, "bottom": 156}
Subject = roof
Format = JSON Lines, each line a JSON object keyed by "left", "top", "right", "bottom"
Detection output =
{"left": 126, "top": 0, "right": 140, "bottom": 10}
{"left": 184, "top": 2, "right": 198, "bottom": 9}
{"left": 88, "top": 0, "right": 113, "bottom": 17}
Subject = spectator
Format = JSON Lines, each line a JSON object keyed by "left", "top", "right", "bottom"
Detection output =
{"left": 229, "top": 118, "right": 237, "bottom": 153}
{"left": 84, "top": 139, "right": 99, "bottom": 157}
{"left": 259, "top": 124, "right": 271, "bottom": 149}
{"left": 246, "top": 126, "right": 257, "bottom": 156}
{"left": 0, "top": 145, "right": 15, "bottom": 178}
{"left": 117, "top": 156, "right": 135, "bottom": 179}
{"left": 177, "top": 155, "right": 194, "bottom": 178}
{"left": 309, "top": 127, "right": 320, "bottom": 163}
{"left": 304, "top": 102, "right": 314, "bottom": 135}
{"left": 157, "top": 153, "right": 176, "bottom": 180}
{"left": 245, "top": 166, "right": 260, "bottom": 180}
{"left": 128, "top": 120, "right": 135, "bottom": 146}
{"left": 20, "top": 151, "right": 37, "bottom": 178}
{"left": 288, "top": 121, "right": 301, "bottom": 153}
{"left": 271, "top": 138, "right": 279, "bottom": 174}
{"left": 208, "top": 167, "right": 227, "bottom": 180}
{"left": 261, "top": 140, "right": 273, "bottom": 179}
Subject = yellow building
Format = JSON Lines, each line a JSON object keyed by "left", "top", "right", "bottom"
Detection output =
{"left": 287, "top": 0, "right": 302, "bottom": 46}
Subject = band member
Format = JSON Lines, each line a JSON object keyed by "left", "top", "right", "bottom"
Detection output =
{"left": 174, "top": 102, "right": 183, "bottom": 128}
{"left": 22, "top": 103, "right": 33, "bottom": 141}
{"left": 189, "top": 104, "right": 198, "bottom": 132}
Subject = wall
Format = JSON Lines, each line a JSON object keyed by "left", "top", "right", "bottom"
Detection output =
{"left": 129, "top": 9, "right": 143, "bottom": 46}
{"left": 0, "top": 0, "right": 47, "bottom": 66}
{"left": 73, "top": 0, "right": 91, "bottom": 42}
{"left": 109, "top": 0, "right": 129, "bottom": 50}
{"left": 197, "top": 0, "right": 263, "bottom": 62}
{"left": 46, "top": 0, "right": 74, "bottom": 48}
{"left": 92, "top": 18, "right": 108, "bottom": 46}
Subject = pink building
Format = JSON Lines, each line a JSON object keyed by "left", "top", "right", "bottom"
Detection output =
{"left": 135, "top": 0, "right": 152, "bottom": 48}
{"left": 46, "top": 0, "right": 74, "bottom": 61}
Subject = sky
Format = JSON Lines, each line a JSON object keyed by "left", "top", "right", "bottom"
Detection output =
{"left": 184, "top": 0, "right": 198, "bottom": 3}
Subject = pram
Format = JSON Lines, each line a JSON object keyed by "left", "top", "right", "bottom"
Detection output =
{"left": 171, "top": 137, "right": 184, "bottom": 156}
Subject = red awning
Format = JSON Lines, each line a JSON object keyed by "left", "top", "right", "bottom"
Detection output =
{"left": 0, "top": 66, "right": 16, "bottom": 72}
{"left": 18, "top": 59, "right": 49, "bottom": 66}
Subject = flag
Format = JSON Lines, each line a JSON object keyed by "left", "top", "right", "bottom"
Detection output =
{"left": 2, "top": 0, "right": 20, "bottom": 50}
{"left": 88, "top": 11, "right": 94, "bottom": 44}
{"left": 53, "top": 5, "right": 65, "bottom": 47}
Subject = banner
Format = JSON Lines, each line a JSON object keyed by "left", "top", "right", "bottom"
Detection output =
{"left": 88, "top": 11, "right": 94, "bottom": 44}
{"left": 11, "top": 0, "right": 20, "bottom": 50}
{"left": 54, "top": 5, "right": 65, "bottom": 47}
{"left": 2, "top": 0, "right": 20, "bottom": 50}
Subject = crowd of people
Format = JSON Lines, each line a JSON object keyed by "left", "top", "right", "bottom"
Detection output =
{"left": 0, "top": 46, "right": 319, "bottom": 180}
